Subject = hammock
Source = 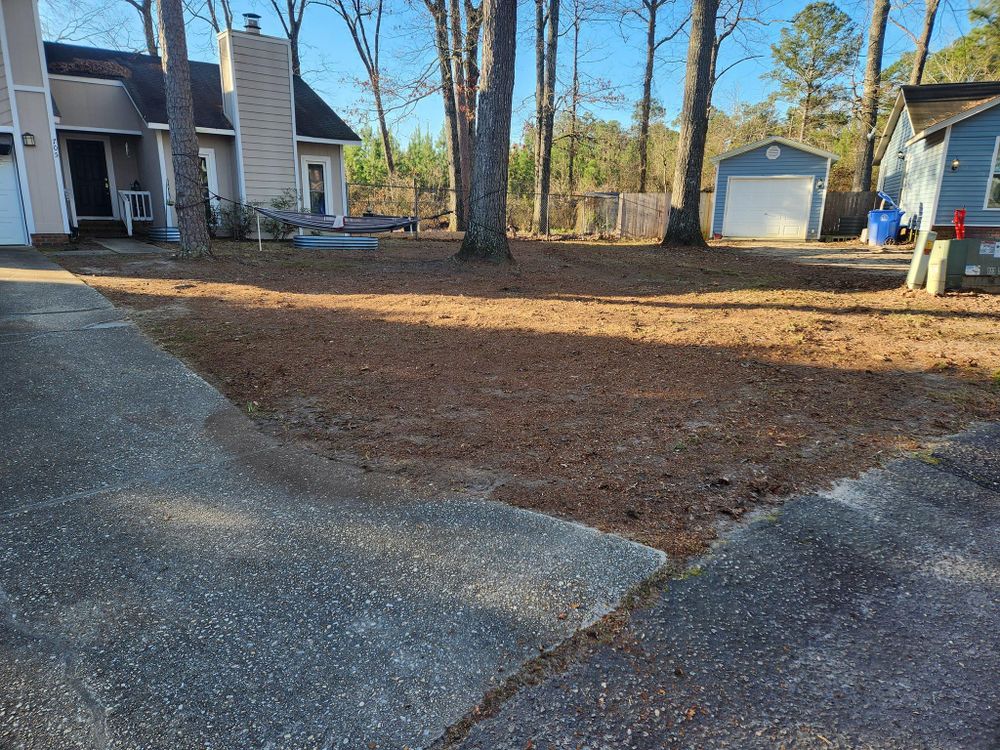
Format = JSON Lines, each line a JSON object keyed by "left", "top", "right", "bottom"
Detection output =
{"left": 254, "top": 206, "right": 418, "bottom": 234}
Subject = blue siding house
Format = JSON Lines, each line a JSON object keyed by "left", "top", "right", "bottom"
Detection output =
{"left": 875, "top": 80, "right": 1000, "bottom": 238}
{"left": 710, "top": 137, "right": 837, "bottom": 240}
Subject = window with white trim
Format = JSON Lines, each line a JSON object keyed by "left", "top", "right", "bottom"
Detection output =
{"left": 307, "top": 162, "right": 327, "bottom": 214}
{"left": 988, "top": 137, "right": 1000, "bottom": 209}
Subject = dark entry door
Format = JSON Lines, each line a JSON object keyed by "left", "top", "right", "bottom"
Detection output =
{"left": 67, "top": 139, "right": 112, "bottom": 217}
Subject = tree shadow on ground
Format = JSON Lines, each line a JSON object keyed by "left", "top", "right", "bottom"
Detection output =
{"left": 68, "top": 276, "right": 999, "bottom": 557}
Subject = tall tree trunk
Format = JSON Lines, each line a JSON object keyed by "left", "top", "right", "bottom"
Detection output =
{"left": 661, "top": 0, "right": 719, "bottom": 247}
{"left": 909, "top": 0, "right": 940, "bottom": 84}
{"left": 853, "top": 0, "right": 890, "bottom": 191}
{"left": 287, "top": 0, "right": 303, "bottom": 74}
{"left": 567, "top": 10, "right": 580, "bottom": 194}
{"left": 531, "top": 0, "right": 559, "bottom": 235}
{"left": 457, "top": 0, "right": 517, "bottom": 263}
{"left": 449, "top": 0, "right": 473, "bottom": 204}
{"left": 157, "top": 0, "right": 210, "bottom": 256}
{"left": 126, "top": 0, "right": 158, "bottom": 54}
{"left": 637, "top": 1, "right": 657, "bottom": 193}
{"left": 799, "top": 90, "right": 812, "bottom": 141}
{"left": 142, "top": 0, "right": 157, "bottom": 55}
{"left": 372, "top": 85, "right": 396, "bottom": 177}
{"left": 462, "top": 0, "right": 482, "bottom": 161}
{"left": 425, "top": 0, "right": 466, "bottom": 230}
{"left": 327, "top": 0, "right": 395, "bottom": 178}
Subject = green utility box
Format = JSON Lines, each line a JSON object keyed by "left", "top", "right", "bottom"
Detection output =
{"left": 925, "top": 238, "right": 1000, "bottom": 295}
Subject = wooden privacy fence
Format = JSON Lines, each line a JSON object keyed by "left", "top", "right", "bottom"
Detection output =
{"left": 576, "top": 191, "right": 715, "bottom": 239}
{"left": 821, "top": 190, "right": 878, "bottom": 235}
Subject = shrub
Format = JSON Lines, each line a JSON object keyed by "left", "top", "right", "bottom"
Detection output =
{"left": 219, "top": 201, "right": 256, "bottom": 241}
{"left": 260, "top": 188, "right": 299, "bottom": 241}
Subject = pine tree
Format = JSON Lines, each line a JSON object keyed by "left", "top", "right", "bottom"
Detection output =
{"left": 766, "top": 2, "right": 858, "bottom": 142}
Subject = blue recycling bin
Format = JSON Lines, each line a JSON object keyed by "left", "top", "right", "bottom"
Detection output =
{"left": 868, "top": 208, "right": 903, "bottom": 245}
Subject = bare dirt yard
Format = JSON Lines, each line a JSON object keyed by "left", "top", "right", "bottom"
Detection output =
{"left": 57, "top": 238, "right": 1000, "bottom": 557}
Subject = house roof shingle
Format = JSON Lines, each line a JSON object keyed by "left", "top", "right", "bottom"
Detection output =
{"left": 875, "top": 80, "right": 1000, "bottom": 164}
{"left": 43, "top": 41, "right": 360, "bottom": 142}
{"left": 901, "top": 81, "right": 1000, "bottom": 133}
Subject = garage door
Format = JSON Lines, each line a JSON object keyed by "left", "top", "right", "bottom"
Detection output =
{"left": 722, "top": 176, "right": 812, "bottom": 239}
{"left": 0, "top": 152, "right": 26, "bottom": 245}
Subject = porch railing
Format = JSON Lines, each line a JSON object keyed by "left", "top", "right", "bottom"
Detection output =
{"left": 118, "top": 190, "right": 154, "bottom": 236}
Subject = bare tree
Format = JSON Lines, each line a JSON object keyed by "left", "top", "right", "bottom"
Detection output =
{"left": 42, "top": 0, "right": 144, "bottom": 50}
{"left": 126, "top": 0, "right": 158, "bottom": 54}
{"left": 708, "top": 0, "right": 767, "bottom": 102}
{"left": 320, "top": 0, "right": 396, "bottom": 177}
{"left": 269, "top": 0, "right": 309, "bottom": 75}
{"left": 423, "top": 0, "right": 468, "bottom": 229}
{"left": 662, "top": 0, "right": 719, "bottom": 246}
{"left": 450, "top": 0, "right": 483, "bottom": 206}
{"left": 566, "top": 0, "right": 584, "bottom": 193}
{"left": 909, "top": 0, "right": 940, "bottom": 84}
{"left": 186, "top": 0, "right": 234, "bottom": 32}
{"left": 157, "top": 0, "right": 210, "bottom": 256}
{"left": 630, "top": 0, "right": 688, "bottom": 192}
{"left": 531, "top": 0, "right": 559, "bottom": 234}
{"left": 457, "top": 0, "right": 517, "bottom": 262}
{"left": 560, "top": 0, "right": 622, "bottom": 193}
{"left": 853, "top": 0, "right": 890, "bottom": 190}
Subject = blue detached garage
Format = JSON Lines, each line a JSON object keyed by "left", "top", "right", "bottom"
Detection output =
{"left": 710, "top": 136, "right": 838, "bottom": 241}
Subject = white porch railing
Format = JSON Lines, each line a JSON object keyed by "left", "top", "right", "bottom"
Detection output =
{"left": 117, "top": 190, "right": 154, "bottom": 236}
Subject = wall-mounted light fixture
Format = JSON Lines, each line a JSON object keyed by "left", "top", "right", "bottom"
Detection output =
{"left": 897, "top": 149, "right": 906, "bottom": 160}
{"left": 951, "top": 158, "right": 961, "bottom": 171}
{"left": 21, "top": 132, "right": 35, "bottom": 147}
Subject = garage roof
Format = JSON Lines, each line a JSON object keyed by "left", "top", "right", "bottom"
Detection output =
{"left": 711, "top": 136, "right": 839, "bottom": 165}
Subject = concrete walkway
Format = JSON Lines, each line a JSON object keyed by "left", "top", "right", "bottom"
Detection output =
{"left": 0, "top": 247, "right": 663, "bottom": 750}
{"left": 455, "top": 431, "right": 1000, "bottom": 748}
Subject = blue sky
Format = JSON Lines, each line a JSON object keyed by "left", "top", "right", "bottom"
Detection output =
{"left": 42, "top": 0, "right": 974, "bottom": 143}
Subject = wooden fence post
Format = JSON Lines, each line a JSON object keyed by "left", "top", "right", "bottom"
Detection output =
{"left": 411, "top": 176, "right": 419, "bottom": 238}
{"left": 617, "top": 193, "right": 625, "bottom": 239}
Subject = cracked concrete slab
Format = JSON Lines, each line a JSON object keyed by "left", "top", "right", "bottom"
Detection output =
{"left": 453, "top": 456, "right": 1000, "bottom": 749}
{"left": 0, "top": 248, "right": 664, "bottom": 750}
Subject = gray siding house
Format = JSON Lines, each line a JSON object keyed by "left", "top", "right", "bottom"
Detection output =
{"left": 0, "top": 2, "right": 360, "bottom": 246}
{"left": 875, "top": 81, "right": 1000, "bottom": 239}
{"left": 710, "top": 137, "right": 837, "bottom": 241}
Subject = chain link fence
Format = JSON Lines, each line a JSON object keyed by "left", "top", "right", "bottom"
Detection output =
{"left": 347, "top": 182, "right": 647, "bottom": 238}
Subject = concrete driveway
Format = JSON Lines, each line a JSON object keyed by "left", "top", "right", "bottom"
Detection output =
{"left": 453, "top": 432, "right": 1000, "bottom": 749}
{"left": 721, "top": 241, "right": 913, "bottom": 275}
{"left": 0, "top": 247, "right": 663, "bottom": 750}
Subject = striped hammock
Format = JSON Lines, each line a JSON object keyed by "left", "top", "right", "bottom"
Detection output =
{"left": 254, "top": 207, "right": 417, "bottom": 234}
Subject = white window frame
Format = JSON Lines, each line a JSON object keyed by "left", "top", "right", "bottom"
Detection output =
{"left": 300, "top": 154, "right": 333, "bottom": 215}
{"left": 983, "top": 135, "right": 1000, "bottom": 211}
{"left": 60, "top": 133, "right": 118, "bottom": 221}
{"left": 198, "top": 147, "right": 219, "bottom": 199}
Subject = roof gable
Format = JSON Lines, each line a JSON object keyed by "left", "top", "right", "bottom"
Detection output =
{"left": 45, "top": 42, "right": 232, "bottom": 130}
{"left": 711, "top": 136, "right": 838, "bottom": 164}
{"left": 43, "top": 41, "right": 360, "bottom": 143}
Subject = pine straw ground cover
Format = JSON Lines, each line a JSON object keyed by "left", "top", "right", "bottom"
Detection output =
{"left": 58, "top": 238, "right": 1000, "bottom": 558}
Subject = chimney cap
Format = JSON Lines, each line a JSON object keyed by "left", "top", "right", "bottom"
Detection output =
{"left": 243, "top": 12, "right": 262, "bottom": 33}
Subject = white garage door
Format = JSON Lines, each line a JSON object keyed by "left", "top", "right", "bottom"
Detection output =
{"left": 0, "top": 152, "right": 26, "bottom": 245}
{"left": 722, "top": 176, "right": 812, "bottom": 239}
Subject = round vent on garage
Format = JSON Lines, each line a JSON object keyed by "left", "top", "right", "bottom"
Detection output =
{"left": 766, "top": 145, "right": 781, "bottom": 160}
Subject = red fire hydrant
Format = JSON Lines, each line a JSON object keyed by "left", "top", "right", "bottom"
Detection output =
{"left": 954, "top": 208, "right": 966, "bottom": 239}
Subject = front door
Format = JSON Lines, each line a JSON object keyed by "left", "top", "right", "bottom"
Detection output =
{"left": 67, "top": 139, "right": 112, "bottom": 217}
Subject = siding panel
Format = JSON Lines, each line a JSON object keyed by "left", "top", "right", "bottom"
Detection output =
{"left": 228, "top": 31, "right": 297, "bottom": 204}
{"left": 0, "top": 39, "right": 11, "bottom": 126}
{"left": 898, "top": 129, "right": 944, "bottom": 231}
{"left": 878, "top": 112, "right": 913, "bottom": 203}
{"left": 712, "top": 142, "right": 829, "bottom": 239}
{"left": 935, "top": 102, "right": 1000, "bottom": 227}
